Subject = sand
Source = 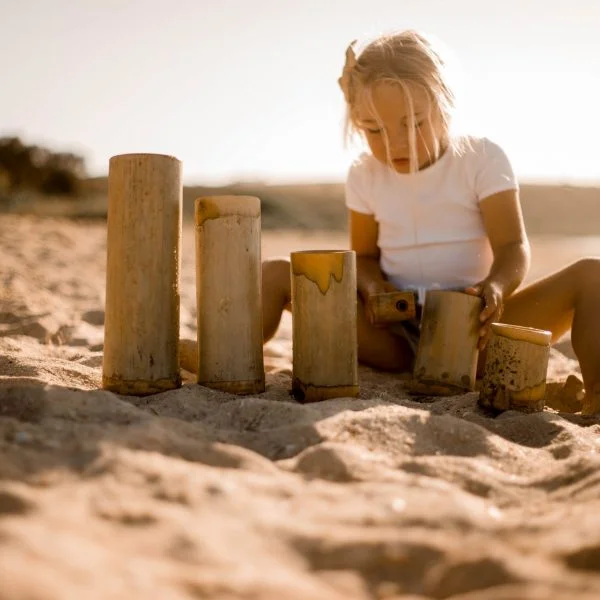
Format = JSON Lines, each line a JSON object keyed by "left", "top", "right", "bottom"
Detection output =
{"left": 1, "top": 215, "right": 600, "bottom": 599}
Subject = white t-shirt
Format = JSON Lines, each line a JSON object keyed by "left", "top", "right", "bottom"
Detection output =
{"left": 345, "top": 136, "right": 518, "bottom": 303}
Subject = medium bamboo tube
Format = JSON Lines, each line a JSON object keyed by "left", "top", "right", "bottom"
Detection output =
{"left": 103, "top": 153, "right": 182, "bottom": 395}
{"left": 195, "top": 196, "right": 265, "bottom": 394}
{"left": 411, "top": 290, "right": 482, "bottom": 395}
{"left": 478, "top": 323, "right": 551, "bottom": 412}
{"left": 291, "top": 250, "right": 359, "bottom": 403}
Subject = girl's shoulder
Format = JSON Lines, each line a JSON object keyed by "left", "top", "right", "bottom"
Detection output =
{"left": 450, "top": 135, "right": 518, "bottom": 197}
{"left": 345, "top": 151, "right": 383, "bottom": 189}
{"left": 347, "top": 151, "right": 380, "bottom": 174}
{"left": 449, "top": 135, "right": 513, "bottom": 165}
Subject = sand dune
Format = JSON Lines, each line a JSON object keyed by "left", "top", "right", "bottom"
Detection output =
{"left": 6, "top": 178, "right": 600, "bottom": 237}
{"left": 0, "top": 215, "right": 600, "bottom": 599}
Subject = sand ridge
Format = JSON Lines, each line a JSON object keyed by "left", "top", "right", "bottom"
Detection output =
{"left": 0, "top": 215, "right": 599, "bottom": 599}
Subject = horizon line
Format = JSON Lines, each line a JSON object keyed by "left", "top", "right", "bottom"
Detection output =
{"left": 86, "top": 173, "right": 600, "bottom": 189}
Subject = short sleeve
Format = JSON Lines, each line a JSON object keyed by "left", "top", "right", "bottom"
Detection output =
{"left": 474, "top": 138, "right": 519, "bottom": 202}
{"left": 345, "top": 154, "right": 374, "bottom": 215}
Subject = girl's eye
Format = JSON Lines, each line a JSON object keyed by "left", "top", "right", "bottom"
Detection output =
{"left": 366, "top": 128, "right": 381, "bottom": 134}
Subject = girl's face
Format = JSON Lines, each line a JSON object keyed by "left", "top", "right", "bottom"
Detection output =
{"left": 354, "top": 82, "right": 446, "bottom": 174}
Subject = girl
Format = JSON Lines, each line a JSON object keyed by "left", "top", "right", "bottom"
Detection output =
{"left": 262, "top": 29, "right": 600, "bottom": 414}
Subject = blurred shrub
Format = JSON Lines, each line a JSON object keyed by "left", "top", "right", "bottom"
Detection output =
{"left": 0, "top": 137, "right": 86, "bottom": 196}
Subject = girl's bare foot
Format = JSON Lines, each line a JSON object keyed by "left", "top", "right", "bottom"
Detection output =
{"left": 582, "top": 382, "right": 600, "bottom": 415}
{"left": 544, "top": 374, "right": 584, "bottom": 413}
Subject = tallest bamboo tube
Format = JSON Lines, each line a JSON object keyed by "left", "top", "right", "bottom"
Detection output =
{"left": 102, "top": 153, "right": 182, "bottom": 396}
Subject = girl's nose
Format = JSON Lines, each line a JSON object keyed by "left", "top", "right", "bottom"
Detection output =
{"left": 388, "top": 133, "right": 409, "bottom": 153}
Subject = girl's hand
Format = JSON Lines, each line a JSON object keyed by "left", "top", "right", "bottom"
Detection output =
{"left": 464, "top": 280, "right": 504, "bottom": 350}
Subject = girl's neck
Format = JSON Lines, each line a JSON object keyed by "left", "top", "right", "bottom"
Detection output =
{"left": 418, "top": 138, "right": 449, "bottom": 171}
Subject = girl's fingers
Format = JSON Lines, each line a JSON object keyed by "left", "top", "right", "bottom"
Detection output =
{"left": 479, "top": 318, "right": 496, "bottom": 349}
{"left": 366, "top": 304, "right": 377, "bottom": 326}
{"left": 478, "top": 332, "right": 491, "bottom": 351}
{"left": 366, "top": 298, "right": 386, "bottom": 328}
{"left": 464, "top": 285, "right": 482, "bottom": 296}
{"left": 480, "top": 302, "right": 499, "bottom": 322}
{"left": 478, "top": 311, "right": 500, "bottom": 348}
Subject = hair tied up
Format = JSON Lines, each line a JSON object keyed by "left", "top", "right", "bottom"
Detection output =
{"left": 338, "top": 40, "right": 358, "bottom": 104}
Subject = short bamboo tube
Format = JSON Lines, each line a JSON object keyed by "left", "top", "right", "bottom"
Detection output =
{"left": 195, "top": 196, "right": 265, "bottom": 394}
{"left": 368, "top": 291, "right": 416, "bottom": 325}
{"left": 291, "top": 250, "right": 359, "bottom": 403}
{"left": 412, "top": 290, "right": 482, "bottom": 394}
{"left": 479, "top": 323, "right": 551, "bottom": 413}
{"left": 103, "top": 153, "right": 182, "bottom": 395}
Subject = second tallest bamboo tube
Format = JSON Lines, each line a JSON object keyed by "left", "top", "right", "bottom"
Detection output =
{"left": 195, "top": 195, "right": 265, "bottom": 394}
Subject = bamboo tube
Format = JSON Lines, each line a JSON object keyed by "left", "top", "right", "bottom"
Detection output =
{"left": 411, "top": 290, "right": 482, "bottom": 395}
{"left": 103, "top": 153, "right": 182, "bottom": 395}
{"left": 195, "top": 196, "right": 265, "bottom": 394}
{"left": 291, "top": 250, "right": 359, "bottom": 403}
{"left": 478, "top": 323, "right": 551, "bottom": 412}
{"left": 367, "top": 291, "right": 416, "bottom": 325}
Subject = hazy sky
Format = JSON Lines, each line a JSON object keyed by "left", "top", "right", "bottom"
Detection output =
{"left": 1, "top": 0, "right": 599, "bottom": 184}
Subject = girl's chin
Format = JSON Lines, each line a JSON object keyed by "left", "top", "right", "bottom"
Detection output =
{"left": 391, "top": 158, "right": 412, "bottom": 173}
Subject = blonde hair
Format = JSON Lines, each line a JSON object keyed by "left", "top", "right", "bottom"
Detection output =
{"left": 340, "top": 30, "right": 464, "bottom": 171}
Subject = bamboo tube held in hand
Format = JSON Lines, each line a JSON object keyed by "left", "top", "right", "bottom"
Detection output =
{"left": 367, "top": 290, "right": 416, "bottom": 325}
{"left": 291, "top": 250, "right": 359, "bottom": 403}
{"left": 411, "top": 290, "right": 482, "bottom": 395}
{"left": 103, "top": 153, "right": 182, "bottom": 395}
{"left": 479, "top": 323, "right": 551, "bottom": 413}
{"left": 195, "top": 196, "right": 265, "bottom": 394}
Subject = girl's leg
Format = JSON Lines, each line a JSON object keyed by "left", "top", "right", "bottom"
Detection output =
{"left": 262, "top": 258, "right": 292, "bottom": 342}
{"left": 181, "top": 258, "right": 292, "bottom": 372}
{"left": 500, "top": 257, "right": 600, "bottom": 412}
{"left": 357, "top": 297, "right": 414, "bottom": 372}
{"left": 262, "top": 258, "right": 413, "bottom": 371}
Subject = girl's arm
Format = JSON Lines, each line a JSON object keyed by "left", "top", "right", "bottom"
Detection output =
{"left": 465, "top": 188, "right": 531, "bottom": 348}
{"left": 349, "top": 209, "right": 396, "bottom": 302}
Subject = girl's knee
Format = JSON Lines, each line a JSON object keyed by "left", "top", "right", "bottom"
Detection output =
{"left": 356, "top": 296, "right": 413, "bottom": 371}
{"left": 572, "top": 258, "right": 600, "bottom": 293}
{"left": 263, "top": 258, "right": 290, "bottom": 281}
{"left": 573, "top": 257, "right": 600, "bottom": 278}
{"left": 262, "top": 258, "right": 291, "bottom": 298}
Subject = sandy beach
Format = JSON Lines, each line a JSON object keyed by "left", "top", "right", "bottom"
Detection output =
{"left": 1, "top": 214, "right": 600, "bottom": 599}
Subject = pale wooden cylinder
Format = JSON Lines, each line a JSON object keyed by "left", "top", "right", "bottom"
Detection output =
{"left": 291, "top": 250, "right": 359, "bottom": 403}
{"left": 195, "top": 196, "right": 265, "bottom": 394}
{"left": 103, "top": 153, "right": 182, "bottom": 395}
{"left": 412, "top": 290, "right": 482, "bottom": 394}
{"left": 479, "top": 323, "right": 551, "bottom": 413}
